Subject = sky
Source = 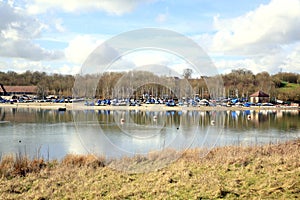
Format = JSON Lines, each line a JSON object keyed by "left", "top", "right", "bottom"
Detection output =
{"left": 0, "top": 0, "right": 300, "bottom": 76}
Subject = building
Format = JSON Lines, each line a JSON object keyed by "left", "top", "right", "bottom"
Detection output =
{"left": 249, "top": 90, "right": 269, "bottom": 103}
{"left": 0, "top": 85, "right": 37, "bottom": 96}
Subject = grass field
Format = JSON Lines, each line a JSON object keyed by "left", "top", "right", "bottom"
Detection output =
{"left": 1, "top": 140, "right": 300, "bottom": 199}
{"left": 276, "top": 82, "right": 300, "bottom": 102}
{"left": 278, "top": 82, "right": 300, "bottom": 91}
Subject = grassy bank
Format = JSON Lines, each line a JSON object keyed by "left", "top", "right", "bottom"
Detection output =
{"left": 1, "top": 140, "right": 300, "bottom": 199}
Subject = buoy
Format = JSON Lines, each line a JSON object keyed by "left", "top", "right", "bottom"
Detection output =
{"left": 120, "top": 118, "right": 125, "bottom": 124}
{"left": 153, "top": 115, "right": 157, "bottom": 119}
{"left": 210, "top": 120, "right": 215, "bottom": 126}
{"left": 247, "top": 115, "right": 251, "bottom": 120}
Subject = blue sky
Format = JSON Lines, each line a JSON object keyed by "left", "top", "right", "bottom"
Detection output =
{"left": 0, "top": 0, "right": 299, "bottom": 76}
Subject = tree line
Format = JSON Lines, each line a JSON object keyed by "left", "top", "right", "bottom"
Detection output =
{"left": 0, "top": 69, "right": 299, "bottom": 101}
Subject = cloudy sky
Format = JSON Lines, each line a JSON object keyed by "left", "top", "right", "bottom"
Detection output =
{"left": 0, "top": 0, "right": 300, "bottom": 75}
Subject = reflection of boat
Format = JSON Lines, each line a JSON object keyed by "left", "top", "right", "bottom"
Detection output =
{"left": 58, "top": 107, "right": 66, "bottom": 112}
{"left": 231, "top": 111, "right": 237, "bottom": 118}
{"left": 118, "top": 100, "right": 127, "bottom": 106}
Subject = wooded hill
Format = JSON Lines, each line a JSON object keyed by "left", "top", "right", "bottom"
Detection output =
{"left": 0, "top": 69, "right": 299, "bottom": 101}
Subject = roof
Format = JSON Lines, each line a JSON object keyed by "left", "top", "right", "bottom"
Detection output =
{"left": 0, "top": 86, "right": 37, "bottom": 93}
{"left": 250, "top": 90, "right": 269, "bottom": 97}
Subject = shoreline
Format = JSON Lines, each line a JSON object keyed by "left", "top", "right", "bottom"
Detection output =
{"left": 0, "top": 102, "right": 299, "bottom": 112}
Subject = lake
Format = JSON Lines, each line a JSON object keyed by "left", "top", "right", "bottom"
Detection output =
{"left": 0, "top": 107, "right": 299, "bottom": 160}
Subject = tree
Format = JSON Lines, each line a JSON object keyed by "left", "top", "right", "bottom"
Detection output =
{"left": 183, "top": 68, "right": 193, "bottom": 79}
{"left": 37, "top": 79, "right": 48, "bottom": 98}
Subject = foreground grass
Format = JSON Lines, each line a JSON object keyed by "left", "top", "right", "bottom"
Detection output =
{"left": 1, "top": 140, "right": 299, "bottom": 199}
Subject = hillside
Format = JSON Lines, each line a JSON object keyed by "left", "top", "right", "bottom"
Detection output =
{"left": 276, "top": 82, "right": 300, "bottom": 102}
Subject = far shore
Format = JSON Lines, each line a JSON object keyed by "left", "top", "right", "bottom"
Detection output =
{"left": 0, "top": 102, "right": 299, "bottom": 111}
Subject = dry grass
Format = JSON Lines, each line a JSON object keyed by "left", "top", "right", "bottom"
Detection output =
{"left": 0, "top": 154, "right": 46, "bottom": 179}
{"left": 62, "top": 154, "right": 105, "bottom": 168}
{"left": 0, "top": 140, "right": 299, "bottom": 199}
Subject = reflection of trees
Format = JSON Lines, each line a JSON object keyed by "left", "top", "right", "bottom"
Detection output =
{"left": 0, "top": 108, "right": 5, "bottom": 121}
{"left": 0, "top": 108, "right": 74, "bottom": 123}
{"left": 2, "top": 109, "right": 299, "bottom": 135}
{"left": 222, "top": 110, "right": 300, "bottom": 132}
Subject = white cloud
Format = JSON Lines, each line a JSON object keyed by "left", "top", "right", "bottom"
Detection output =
{"left": 125, "top": 50, "right": 170, "bottom": 67}
{"left": 120, "top": 50, "right": 199, "bottom": 76}
{"left": 53, "top": 18, "right": 65, "bottom": 32}
{"left": 1, "top": 0, "right": 299, "bottom": 75}
{"left": 0, "top": 57, "right": 81, "bottom": 75}
{"left": 156, "top": 7, "right": 169, "bottom": 23}
{"left": 212, "top": 47, "right": 300, "bottom": 75}
{"left": 64, "top": 35, "right": 105, "bottom": 65}
{"left": 0, "top": 2, "right": 64, "bottom": 60}
{"left": 281, "top": 44, "right": 300, "bottom": 72}
{"left": 0, "top": 38, "right": 63, "bottom": 60}
{"left": 0, "top": 59, "right": 51, "bottom": 73}
{"left": 0, "top": 2, "right": 43, "bottom": 40}
{"left": 206, "top": 0, "right": 300, "bottom": 74}
{"left": 212, "top": 0, "right": 300, "bottom": 55}
{"left": 191, "top": 34, "right": 213, "bottom": 52}
{"left": 27, "top": 0, "right": 154, "bottom": 15}
{"left": 156, "top": 13, "right": 167, "bottom": 23}
{"left": 54, "top": 64, "right": 81, "bottom": 75}
{"left": 214, "top": 58, "right": 264, "bottom": 75}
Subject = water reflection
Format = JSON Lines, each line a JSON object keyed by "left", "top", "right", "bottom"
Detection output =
{"left": 0, "top": 107, "right": 299, "bottom": 159}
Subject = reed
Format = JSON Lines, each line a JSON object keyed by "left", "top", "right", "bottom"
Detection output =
{"left": 61, "top": 154, "right": 105, "bottom": 168}
{"left": 0, "top": 139, "right": 299, "bottom": 199}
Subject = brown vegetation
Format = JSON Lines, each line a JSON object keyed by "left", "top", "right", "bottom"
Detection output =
{"left": 1, "top": 69, "right": 300, "bottom": 101}
{"left": 90, "top": 69, "right": 300, "bottom": 101}
{"left": 0, "top": 139, "right": 299, "bottom": 199}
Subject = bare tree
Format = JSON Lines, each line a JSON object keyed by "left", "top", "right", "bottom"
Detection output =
{"left": 183, "top": 68, "right": 193, "bottom": 79}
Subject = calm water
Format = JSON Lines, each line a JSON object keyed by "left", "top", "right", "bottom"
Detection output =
{"left": 0, "top": 107, "right": 299, "bottom": 160}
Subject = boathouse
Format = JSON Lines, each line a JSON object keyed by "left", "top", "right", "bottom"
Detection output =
{"left": 0, "top": 85, "right": 38, "bottom": 96}
{"left": 249, "top": 90, "right": 270, "bottom": 103}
